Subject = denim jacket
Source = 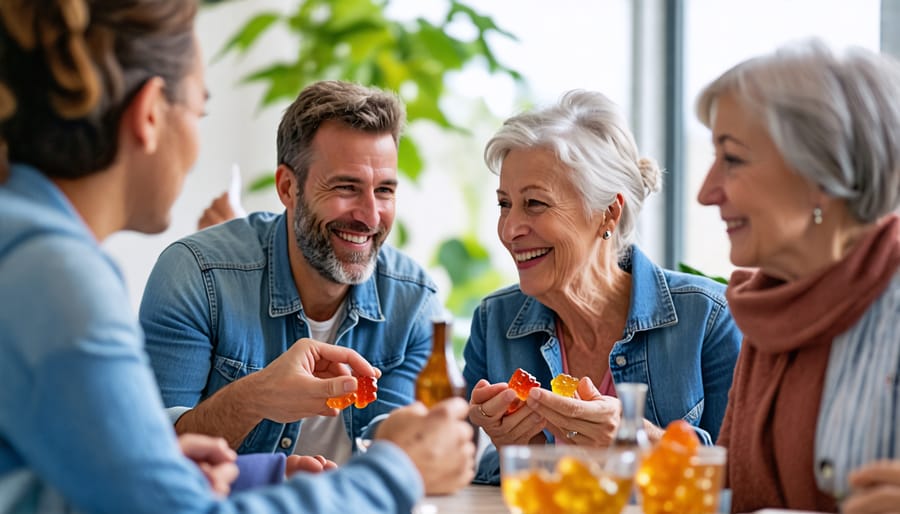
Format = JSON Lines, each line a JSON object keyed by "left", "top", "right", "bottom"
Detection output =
{"left": 140, "top": 212, "right": 442, "bottom": 455}
{"left": 0, "top": 164, "right": 423, "bottom": 514}
{"left": 462, "top": 245, "right": 742, "bottom": 484}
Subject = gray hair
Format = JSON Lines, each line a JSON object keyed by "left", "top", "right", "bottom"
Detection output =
{"left": 484, "top": 89, "right": 661, "bottom": 257}
{"left": 696, "top": 39, "right": 900, "bottom": 223}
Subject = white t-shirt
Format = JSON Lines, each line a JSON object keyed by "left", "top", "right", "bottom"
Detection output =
{"left": 292, "top": 301, "right": 352, "bottom": 464}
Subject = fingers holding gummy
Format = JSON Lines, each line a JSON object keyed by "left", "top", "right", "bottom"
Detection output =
{"left": 327, "top": 376, "right": 378, "bottom": 410}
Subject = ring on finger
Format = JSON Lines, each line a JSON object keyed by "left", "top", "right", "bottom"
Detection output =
{"left": 478, "top": 404, "right": 489, "bottom": 418}
{"left": 565, "top": 430, "right": 579, "bottom": 440}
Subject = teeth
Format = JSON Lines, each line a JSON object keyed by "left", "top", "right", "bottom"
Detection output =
{"left": 336, "top": 231, "right": 368, "bottom": 244}
{"left": 515, "top": 248, "right": 550, "bottom": 262}
{"left": 725, "top": 220, "right": 745, "bottom": 230}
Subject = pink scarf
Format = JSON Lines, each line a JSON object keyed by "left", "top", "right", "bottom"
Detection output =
{"left": 720, "top": 216, "right": 900, "bottom": 512}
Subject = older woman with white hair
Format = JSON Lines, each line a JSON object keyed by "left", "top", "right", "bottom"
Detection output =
{"left": 462, "top": 89, "right": 742, "bottom": 484}
{"left": 697, "top": 40, "right": 900, "bottom": 513}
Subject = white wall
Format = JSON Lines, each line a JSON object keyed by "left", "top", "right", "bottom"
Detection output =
{"left": 104, "top": 0, "right": 635, "bottom": 311}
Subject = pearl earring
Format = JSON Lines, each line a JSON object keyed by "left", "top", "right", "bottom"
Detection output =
{"left": 602, "top": 230, "right": 612, "bottom": 240}
{"left": 813, "top": 207, "right": 823, "bottom": 225}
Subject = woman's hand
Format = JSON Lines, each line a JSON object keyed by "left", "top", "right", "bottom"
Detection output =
{"left": 525, "top": 377, "right": 620, "bottom": 446}
{"left": 842, "top": 460, "right": 900, "bottom": 513}
{"left": 468, "top": 379, "right": 546, "bottom": 447}
{"left": 178, "top": 433, "right": 239, "bottom": 497}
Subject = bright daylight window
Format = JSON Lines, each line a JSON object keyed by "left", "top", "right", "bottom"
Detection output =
{"left": 681, "top": 0, "right": 881, "bottom": 279}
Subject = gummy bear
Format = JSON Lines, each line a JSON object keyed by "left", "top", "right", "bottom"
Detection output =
{"left": 326, "top": 376, "right": 379, "bottom": 410}
{"left": 507, "top": 368, "right": 540, "bottom": 414}
{"left": 354, "top": 376, "right": 378, "bottom": 408}
{"left": 326, "top": 392, "right": 356, "bottom": 410}
{"left": 550, "top": 373, "right": 579, "bottom": 398}
{"left": 635, "top": 419, "right": 712, "bottom": 514}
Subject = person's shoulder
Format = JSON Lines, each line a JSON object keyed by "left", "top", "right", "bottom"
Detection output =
{"left": 2, "top": 232, "right": 136, "bottom": 357}
{"left": 480, "top": 283, "right": 525, "bottom": 304}
{"left": 375, "top": 245, "right": 437, "bottom": 292}
{"left": 661, "top": 268, "right": 728, "bottom": 305}
{"left": 169, "top": 211, "right": 279, "bottom": 269}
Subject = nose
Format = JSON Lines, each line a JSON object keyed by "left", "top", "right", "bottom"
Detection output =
{"left": 498, "top": 205, "right": 529, "bottom": 244}
{"left": 697, "top": 162, "right": 725, "bottom": 206}
{"left": 352, "top": 189, "right": 380, "bottom": 230}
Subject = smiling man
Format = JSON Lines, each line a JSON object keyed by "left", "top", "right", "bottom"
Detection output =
{"left": 139, "top": 81, "right": 441, "bottom": 464}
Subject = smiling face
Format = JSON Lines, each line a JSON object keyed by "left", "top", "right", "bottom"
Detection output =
{"left": 697, "top": 92, "right": 822, "bottom": 276}
{"left": 291, "top": 120, "right": 397, "bottom": 284}
{"left": 497, "top": 147, "right": 607, "bottom": 297}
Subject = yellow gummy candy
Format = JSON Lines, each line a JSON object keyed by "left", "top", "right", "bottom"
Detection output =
{"left": 551, "top": 373, "right": 579, "bottom": 398}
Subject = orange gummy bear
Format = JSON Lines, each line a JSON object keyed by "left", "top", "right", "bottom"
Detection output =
{"left": 509, "top": 368, "right": 540, "bottom": 400}
{"left": 660, "top": 419, "right": 700, "bottom": 453}
{"left": 326, "top": 392, "right": 356, "bottom": 410}
{"left": 550, "top": 373, "right": 579, "bottom": 398}
{"left": 354, "top": 376, "right": 378, "bottom": 408}
{"left": 326, "top": 376, "right": 378, "bottom": 410}
{"left": 507, "top": 368, "right": 540, "bottom": 414}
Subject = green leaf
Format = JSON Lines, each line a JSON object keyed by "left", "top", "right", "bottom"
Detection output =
{"left": 247, "top": 173, "right": 275, "bottom": 192}
{"left": 436, "top": 237, "right": 491, "bottom": 285}
{"left": 392, "top": 219, "right": 409, "bottom": 248}
{"left": 398, "top": 139, "right": 423, "bottom": 182}
{"left": 215, "top": 12, "right": 281, "bottom": 61}
{"left": 678, "top": 262, "right": 729, "bottom": 284}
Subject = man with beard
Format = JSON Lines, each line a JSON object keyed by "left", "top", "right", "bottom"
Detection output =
{"left": 140, "top": 81, "right": 442, "bottom": 464}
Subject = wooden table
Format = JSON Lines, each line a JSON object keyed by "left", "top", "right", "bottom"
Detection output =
{"left": 417, "top": 485, "right": 643, "bottom": 513}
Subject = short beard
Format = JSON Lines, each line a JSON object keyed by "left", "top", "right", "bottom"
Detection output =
{"left": 292, "top": 196, "right": 383, "bottom": 285}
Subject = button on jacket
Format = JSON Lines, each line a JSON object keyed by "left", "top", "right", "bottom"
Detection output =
{"left": 463, "top": 245, "right": 742, "bottom": 484}
{"left": 140, "top": 212, "right": 442, "bottom": 455}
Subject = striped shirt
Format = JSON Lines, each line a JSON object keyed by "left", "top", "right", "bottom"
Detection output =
{"left": 815, "top": 270, "right": 900, "bottom": 498}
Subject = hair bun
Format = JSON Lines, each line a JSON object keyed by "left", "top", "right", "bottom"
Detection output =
{"left": 637, "top": 156, "right": 661, "bottom": 193}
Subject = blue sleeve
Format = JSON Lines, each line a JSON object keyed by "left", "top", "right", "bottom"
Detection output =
{"left": 231, "top": 454, "right": 286, "bottom": 493}
{"left": 0, "top": 236, "right": 425, "bottom": 514}
{"left": 698, "top": 298, "right": 742, "bottom": 444}
{"left": 139, "top": 242, "right": 215, "bottom": 415}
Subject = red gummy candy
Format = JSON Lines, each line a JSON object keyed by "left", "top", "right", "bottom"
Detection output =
{"left": 326, "top": 376, "right": 379, "bottom": 410}
{"left": 507, "top": 368, "right": 540, "bottom": 414}
{"left": 354, "top": 376, "right": 378, "bottom": 408}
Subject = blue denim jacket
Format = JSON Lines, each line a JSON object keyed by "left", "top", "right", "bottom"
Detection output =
{"left": 0, "top": 164, "right": 423, "bottom": 513}
{"left": 140, "top": 212, "right": 442, "bottom": 455}
{"left": 462, "top": 245, "right": 742, "bottom": 484}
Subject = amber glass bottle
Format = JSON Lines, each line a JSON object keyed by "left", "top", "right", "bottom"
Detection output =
{"left": 415, "top": 318, "right": 467, "bottom": 407}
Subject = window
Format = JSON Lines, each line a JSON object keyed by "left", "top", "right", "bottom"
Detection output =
{"left": 680, "top": 0, "right": 881, "bottom": 278}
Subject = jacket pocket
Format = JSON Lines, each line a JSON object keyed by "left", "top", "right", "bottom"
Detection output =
{"left": 212, "top": 355, "right": 263, "bottom": 382}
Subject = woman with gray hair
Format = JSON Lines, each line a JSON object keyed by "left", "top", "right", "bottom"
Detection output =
{"left": 462, "top": 89, "right": 742, "bottom": 484}
{"left": 697, "top": 40, "right": 900, "bottom": 513}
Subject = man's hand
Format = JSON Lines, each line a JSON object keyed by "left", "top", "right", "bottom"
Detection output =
{"left": 175, "top": 338, "right": 380, "bottom": 449}
{"left": 244, "top": 338, "right": 381, "bottom": 423}
{"left": 178, "top": 433, "right": 239, "bottom": 497}
{"left": 376, "top": 398, "right": 475, "bottom": 496}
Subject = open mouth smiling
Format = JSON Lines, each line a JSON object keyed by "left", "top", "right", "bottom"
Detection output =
{"left": 514, "top": 248, "right": 551, "bottom": 262}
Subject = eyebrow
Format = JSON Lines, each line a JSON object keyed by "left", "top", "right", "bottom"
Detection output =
{"left": 496, "top": 184, "right": 551, "bottom": 196}
{"left": 329, "top": 175, "right": 399, "bottom": 187}
{"left": 715, "top": 134, "right": 750, "bottom": 149}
